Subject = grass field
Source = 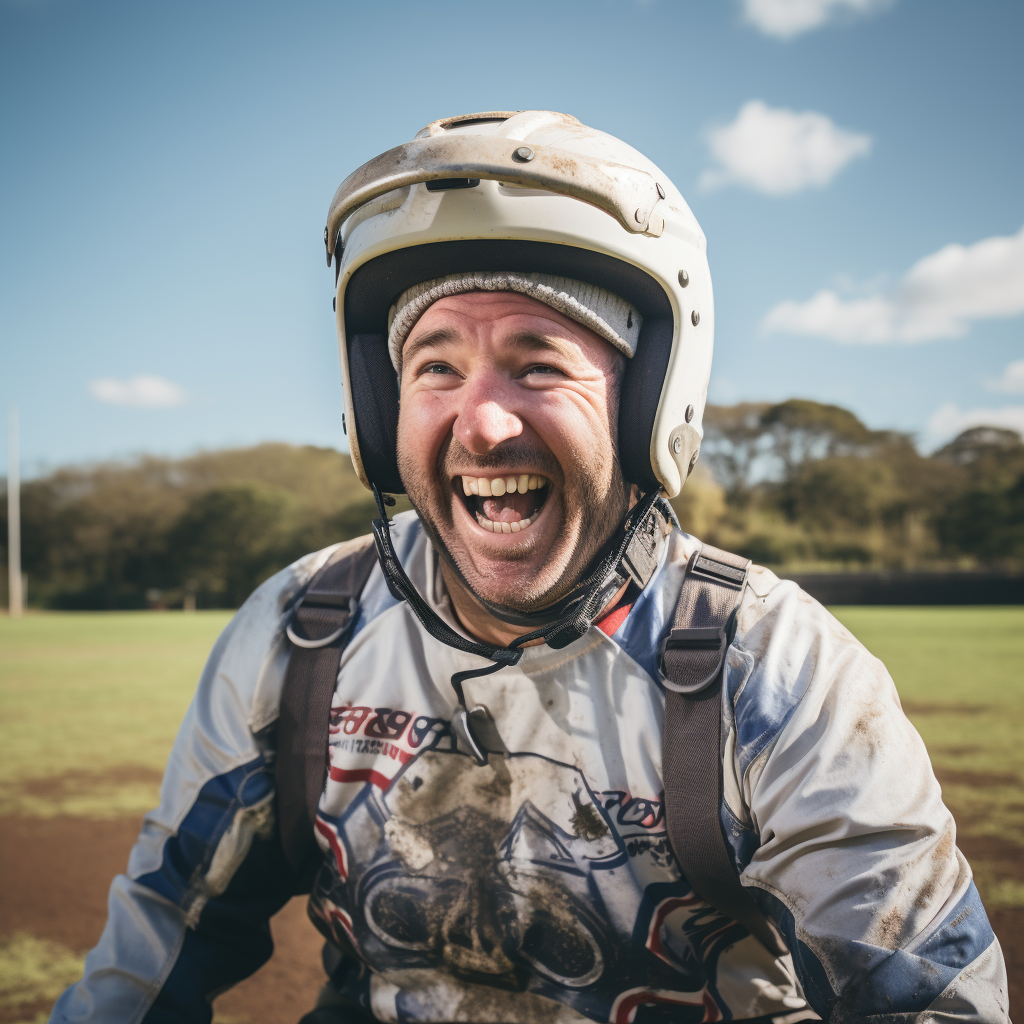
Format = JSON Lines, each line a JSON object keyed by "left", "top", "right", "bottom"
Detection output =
{"left": 833, "top": 608, "right": 1024, "bottom": 882}
{"left": 1, "top": 606, "right": 1022, "bottom": 1021}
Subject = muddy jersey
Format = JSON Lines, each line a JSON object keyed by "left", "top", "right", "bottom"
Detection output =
{"left": 51, "top": 512, "right": 1009, "bottom": 1023}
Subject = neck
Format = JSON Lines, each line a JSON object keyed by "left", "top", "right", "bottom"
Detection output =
{"left": 439, "top": 561, "right": 631, "bottom": 649}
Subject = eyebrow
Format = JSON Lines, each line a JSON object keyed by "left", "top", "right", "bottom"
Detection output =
{"left": 400, "top": 327, "right": 460, "bottom": 367}
{"left": 503, "top": 331, "right": 580, "bottom": 361}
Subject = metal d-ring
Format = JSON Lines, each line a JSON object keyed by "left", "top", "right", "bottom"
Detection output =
{"left": 285, "top": 597, "right": 357, "bottom": 649}
{"left": 285, "top": 621, "right": 349, "bottom": 649}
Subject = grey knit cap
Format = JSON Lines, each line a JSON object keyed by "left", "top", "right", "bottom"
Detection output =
{"left": 387, "top": 271, "right": 641, "bottom": 370}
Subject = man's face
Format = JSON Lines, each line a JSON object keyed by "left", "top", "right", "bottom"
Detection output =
{"left": 396, "top": 290, "right": 630, "bottom": 614}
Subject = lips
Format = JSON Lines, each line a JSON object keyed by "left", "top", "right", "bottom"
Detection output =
{"left": 456, "top": 474, "right": 550, "bottom": 534}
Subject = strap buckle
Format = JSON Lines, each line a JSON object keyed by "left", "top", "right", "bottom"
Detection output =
{"left": 663, "top": 626, "right": 726, "bottom": 651}
{"left": 689, "top": 554, "right": 746, "bottom": 588}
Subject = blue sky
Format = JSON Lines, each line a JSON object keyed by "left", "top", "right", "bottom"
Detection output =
{"left": 2, "top": 0, "right": 1022, "bottom": 475}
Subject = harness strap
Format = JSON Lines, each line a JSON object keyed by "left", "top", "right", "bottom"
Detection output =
{"left": 277, "top": 536, "right": 379, "bottom": 869}
{"left": 661, "top": 544, "right": 788, "bottom": 958}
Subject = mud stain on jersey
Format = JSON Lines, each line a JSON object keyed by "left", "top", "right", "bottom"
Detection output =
{"left": 570, "top": 791, "right": 608, "bottom": 841}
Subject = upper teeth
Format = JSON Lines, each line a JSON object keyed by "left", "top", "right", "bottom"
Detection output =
{"left": 461, "top": 474, "right": 548, "bottom": 497}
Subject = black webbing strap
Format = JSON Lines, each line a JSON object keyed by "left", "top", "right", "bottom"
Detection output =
{"left": 276, "top": 536, "right": 379, "bottom": 869}
{"left": 661, "top": 544, "right": 788, "bottom": 958}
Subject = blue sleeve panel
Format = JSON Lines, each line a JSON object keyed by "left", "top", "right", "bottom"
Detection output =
{"left": 135, "top": 756, "right": 306, "bottom": 1023}
{"left": 136, "top": 757, "right": 275, "bottom": 904}
{"left": 749, "top": 882, "right": 995, "bottom": 1017}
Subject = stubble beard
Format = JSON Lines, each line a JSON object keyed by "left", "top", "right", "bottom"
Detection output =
{"left": 398, "top": 437, "right": 631, "bottom": 616}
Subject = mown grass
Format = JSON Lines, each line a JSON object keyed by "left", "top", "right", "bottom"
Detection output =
{"left": 833, "top": 606, "right": 1024, "bottom": 907}
{"left": 0, "top": 611, "right": 231, "bottom": 817}
{"left": 1, "top": 607, "right": 1022, "bottom": 898}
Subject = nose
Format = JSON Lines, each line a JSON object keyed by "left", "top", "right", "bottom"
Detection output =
{"left": 453, "top": 373, "right": 524, "bottom": 455}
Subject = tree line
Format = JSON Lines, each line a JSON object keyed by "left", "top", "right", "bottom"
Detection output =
{"left": 2, "top": 401, "right": 1022, "bottom": 609}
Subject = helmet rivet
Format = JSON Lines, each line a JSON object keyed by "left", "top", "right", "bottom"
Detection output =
{"left": 678, "top": 269, "right": 689, "bottom": 288}
{"left": 656, "top": 182, "right": 666, "bottom": 200}
{"left": 691, "top": 310, "right": 700, "bottom": 326}
{"left": 512, "top": 146, "right": 534, "bottom": 162}
{"left": 672, "top": 435, "right": 683, "bottom": 454}
{"left": 685, "top": 404, "right": 694, "bottom": 423}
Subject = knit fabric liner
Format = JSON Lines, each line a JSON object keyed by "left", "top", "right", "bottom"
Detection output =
{"left": 386, "top": 271, "right": 641, "bottom": 370}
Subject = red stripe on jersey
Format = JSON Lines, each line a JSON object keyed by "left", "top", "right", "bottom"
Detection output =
{"left": 329, "top": 764, "right": 394, "bottom": 791}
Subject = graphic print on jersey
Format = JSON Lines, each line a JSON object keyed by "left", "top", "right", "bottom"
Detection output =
{"left": 309, "top": 704, "right": 756, "bottom": 1024}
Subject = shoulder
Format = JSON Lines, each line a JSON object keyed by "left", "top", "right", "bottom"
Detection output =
{"left": 193, "top": 536, "right": 377, "bottom": 734}
{"left": 724, "top": 560, "right": 899, "bottom": 789}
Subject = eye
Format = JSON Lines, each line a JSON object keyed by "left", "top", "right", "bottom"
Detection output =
{"left": 521, "top": 364, "right": 562, "bottom": 378}
{"left": 424, "top": 363, "right": 455, "bottom": 375}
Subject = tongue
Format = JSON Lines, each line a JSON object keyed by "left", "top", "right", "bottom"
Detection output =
{"left": 482, "top": 491, "right": 541, "bottom": 523}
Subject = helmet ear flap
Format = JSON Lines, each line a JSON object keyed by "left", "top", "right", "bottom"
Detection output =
{"left": 348, "top": 334, "right": 404, "bottom": 494}
{"left": 618, "top": 316, "right": 673, "bottom": 493}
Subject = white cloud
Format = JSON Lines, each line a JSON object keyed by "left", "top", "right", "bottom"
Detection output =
{"left": 699, "top": 100, "right": 871, "bottom": 195}
{"left": 88, "top": 375, "right": 187, "bottom": 408}
{"left": 763, "top": 224, "right": 1024, "bottom": 343}
{"left": 928, "top": 402, "right": 1024, "bottom": 443}
{"left": 986, "top": 358, "right": 1024, "bottom": 394}
{"left": 742, "top": 0, "right": 892, "bottom": 39}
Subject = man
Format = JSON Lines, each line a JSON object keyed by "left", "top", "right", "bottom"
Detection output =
{"left": 52, "top": 111, "right": 1008, "bottom": 1023}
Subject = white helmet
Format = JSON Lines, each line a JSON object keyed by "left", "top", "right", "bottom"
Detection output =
{"left": 327, "top": 109, "right": 712, "bottom": 500}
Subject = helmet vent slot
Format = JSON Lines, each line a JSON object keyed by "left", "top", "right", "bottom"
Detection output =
{"left": 437, "top": 114, "right": 515, "bottom": 131}
{"left": 425, "top": 178, "right": 481, "bottom": 192}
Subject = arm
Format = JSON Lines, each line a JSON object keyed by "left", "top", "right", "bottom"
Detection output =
{"left": 49, "top": 547, "right": 339, "bottom": 1024}
{"left": 723, "top": 572, "right": 1010, "bottom": 1022}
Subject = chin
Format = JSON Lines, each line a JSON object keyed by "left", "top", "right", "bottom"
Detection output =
{"left": 405, "top": 463, "right": 619, "bottom": 615}
{"left": 448, "top": 513, "right": 576, "bottom": 612}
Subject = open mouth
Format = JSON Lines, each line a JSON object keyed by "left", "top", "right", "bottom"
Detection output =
{"left": 455, "top": 474, "right": 551, "bottom": 535}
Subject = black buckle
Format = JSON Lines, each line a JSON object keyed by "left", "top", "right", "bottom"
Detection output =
{"left": 690, "top": 555, "right": 745, "bottom": 588}
{"left": 663, "top": 626, "right": 726, "bottom": 651}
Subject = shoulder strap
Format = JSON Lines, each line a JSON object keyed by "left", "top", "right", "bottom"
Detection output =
{"left": 661, "top": 544, "right": 787, "bottom": 958}
{"left": 276, "top": 535, "right": 379, "bottom": 869}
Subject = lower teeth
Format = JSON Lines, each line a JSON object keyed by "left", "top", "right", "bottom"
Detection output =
{"left": 475, "top": 511, "right": 538, "bottom": 534}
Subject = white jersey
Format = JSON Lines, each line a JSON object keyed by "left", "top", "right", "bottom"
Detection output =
{"left": 51, "top": 511, "right": 1009, "bottom": 1023}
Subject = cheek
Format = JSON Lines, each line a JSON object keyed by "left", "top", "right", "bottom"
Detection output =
{"left": 397, "top": 391, "right": 454, "bottom": 474}
{"left": 526, "top": 388, "right": 616, "bottom": 461}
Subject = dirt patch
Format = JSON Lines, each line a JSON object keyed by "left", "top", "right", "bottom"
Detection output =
{"left": 957, "top": 832, "right": 1024, "bottom": 877}
{"left": 900, "top": 701, "right": 988, "bottom": 716}
{"left": 16, "top": 765, "right": 165, "bottom": 801}
{"left": 0, "top": 815, "right": 324, "bottom": 1023}
{"left": 931, "top": 745, "right": 985, "bottom": 757}
{"left": 936, "top": 768, "right": 1020, "bottom": 789}
{"left": 0, "top": 816, "right": 141, "bottom": 952}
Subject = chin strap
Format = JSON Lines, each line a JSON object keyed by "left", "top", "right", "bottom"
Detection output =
{"left": 371, "top": 485, "right": 669, "bottom": 765}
